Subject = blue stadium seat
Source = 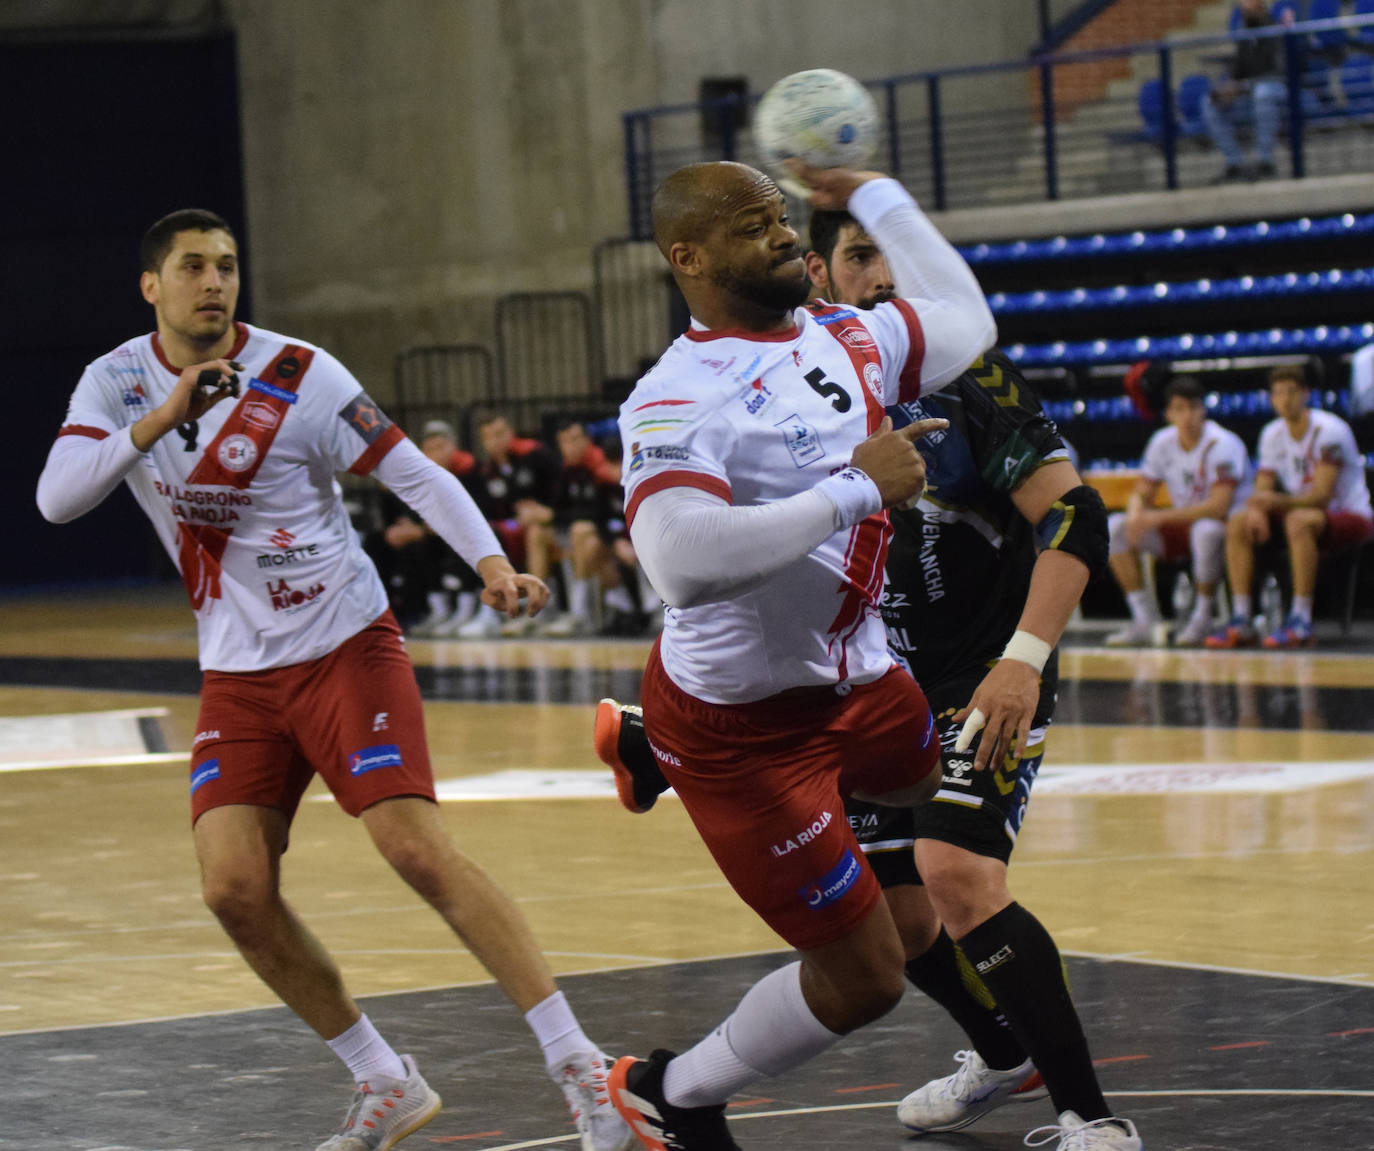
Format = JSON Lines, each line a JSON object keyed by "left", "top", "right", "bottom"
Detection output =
{"left": 1355, "top": 0, "right": 1374, "bottom": 50}
{"left": 1138, "top": 77, "right": 1167, "bottom": 142}
{"left": 1342, "top": 54, "right": 1374, "bottom": 112}
{"left": 1308, "top": 0, "right": 1352, "bottom": 52}
{"left": 1177, "top": 73, "right": 1213, "bottom": 136}
{"left": 1272, "top": 0, "right": 1302, "bottom": 24}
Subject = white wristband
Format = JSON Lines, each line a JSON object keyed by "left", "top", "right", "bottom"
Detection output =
{"left": 1000, "top": 629, "right": 1052, "bottom": 674}
{"left": 817, "top": 466, "right": 884, "bottom": 528}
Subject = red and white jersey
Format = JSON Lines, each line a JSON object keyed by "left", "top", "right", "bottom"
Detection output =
{"left": 622, "top": 300, "right": 931, "bottom": 704}
{"left": 51, "top": 323, "right": 404, "bottom": 671}
{"left": 1257, "top": 409, "right": 1372, "bottom": 518}
{"left": 1140, "top": 419, "right": 1250, "bottom": 509}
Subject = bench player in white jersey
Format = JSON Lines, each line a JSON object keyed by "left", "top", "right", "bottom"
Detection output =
{"left": 35, "top": 210, "right": 633, "bottom": 1151}
{"left": 1106, "top": 376, "right": 1250, "bottom": 647}
{"left": 601, "top": 160, "right": 996, "bottom": 1150}
{"left": 1207, "top": 362, "right": 1373, "bottom": 648}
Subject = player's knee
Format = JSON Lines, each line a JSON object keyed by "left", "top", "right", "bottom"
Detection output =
{"left": 201, "top": 869, "right": 277, "bottom": 935}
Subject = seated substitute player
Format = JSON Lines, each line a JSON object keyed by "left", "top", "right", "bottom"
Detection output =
{"left": 598, "top": 158, "right": 997, "bottom": 1151}
{"left": 1207, "top": 362, "right": 1373, "bottom": 649}
{"left": 597, "top": 208, "right": 1140, "bottom": 1151}
{"left": 36, "top": 210, "right": 633, "bottom": 1151}
{"left": 1105, "top": 376, "right": 1250, "bottom": 647}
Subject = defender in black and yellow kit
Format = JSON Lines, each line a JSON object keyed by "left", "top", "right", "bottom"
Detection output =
{"left": 594, "top": 210, "right": 1143, "bottom": 1151}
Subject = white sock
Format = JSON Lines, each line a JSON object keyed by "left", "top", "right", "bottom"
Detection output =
{"left": 1291, "top": 595, "right": 1314, "bottom": 624}
{"left": 1190, "top": 593, "right": 1214, "bottom": 623}
{"left": 662, "top": 962, "right": 840, "bottom": 1108}
{"left": 1233, "top": 594, "right": 1253, "bottom": 620}
{"left": 326, "top": 1014, "right": 407, "bottom": 1084}
{"left": 1125, "top": 589, "right": 1158, "bottom": 624}
{"left": 425, "top": 591, "right": 448, "bottom": 617}
{"left": 525, "top": 990, "right": 595, "bottom": 1072}
{"left": 604, "top": 585, "right": 636, "bottom": 614}
{"left": 453, "top": 589, "right": 478, "bottom": 622}
{"left": 570, "top": 577, "right": 594, "bottom": 622}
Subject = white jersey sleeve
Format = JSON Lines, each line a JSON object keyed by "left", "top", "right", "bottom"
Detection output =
{"left": 1139, "top": 427, "right": 1172, "bottom": 484}
{"left": 847, "top": 178, "right": 996, "bottom": 402}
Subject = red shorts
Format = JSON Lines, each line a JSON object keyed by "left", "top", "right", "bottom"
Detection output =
{"left": 1158, "top": 521, "right": 1192, "bottom": 564}
{"left": 189, "top": 612, "right": 436, "bottom": 824}
{"left": 640, "top": 644, "right": 940, "bottom": 952}
{"left": 1320, "top": 512, "right": 1374, "bottom": 554}
{"left": 492, "top": 520, "right": 527, "bottom": 567}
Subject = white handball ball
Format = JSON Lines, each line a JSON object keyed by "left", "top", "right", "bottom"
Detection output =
{"left": 753, "top": 69, "right": 879, "bottom": 190}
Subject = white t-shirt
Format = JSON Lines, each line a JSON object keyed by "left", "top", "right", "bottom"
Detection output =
{"left": 46, "top": 323, "right": 403, "bottom": 672}
{"left": 1256, "top": 408, "right": 1373, "bottom": 519}
{"left": 1140, "top": 419, "right": 1250, "bottom": 509}
{"left": 622, "top": 299, "right": 933, "bottom": 704}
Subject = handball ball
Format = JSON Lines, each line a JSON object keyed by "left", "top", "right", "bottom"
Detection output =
{"left": 754, "top": 69, "right": 879, "bottom": 183}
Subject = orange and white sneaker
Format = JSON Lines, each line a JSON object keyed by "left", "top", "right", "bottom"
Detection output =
{"left": 1262, "top": 614, "right": 1316, "bottom": 649}
{"left": 315, "top": 1054, "right": 441, "bottom": 1151}
{"left": 554, "top": 1049, "right": 637, "bottom": 1151}
{"left": 1203, "top": 615, "right": 1260, "bottom": 649}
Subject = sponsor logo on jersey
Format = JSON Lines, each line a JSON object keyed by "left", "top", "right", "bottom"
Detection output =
{"left": 372, "top": 712, "right": 390, "bottom": 731}
{"left": 628, "top": 443, "right": 690, "bottom": 472}
{"left": 248, "top": 377, "right": 300, "bottom": 404}
{"left": 190, "top": 759, "right": 220, "bottom": 794}
{"left": 193, "top": 729, "right": 221, "bottom": 745}
{"left": 647, "top": 738, "right": 681, "bottom": 767}
{"left": 218, "top": 434, "right": 259, "bottom": 473}
{"left": 775, "top": 413, "right": 825, "bottom": 467}
{"left": 340, "top": 391, "right": 393, "bottom": 444}
{"left": 121, "top": 382, "right": 147, "bottom": 407}
{"left": 770, "top": 809, "right": 833, "bottom": 857}
{"left": 348, "top": 743, "right": 403, "bottom": 776}
{"left": 266, "top": 577, "right": 326, "bottom": 612}
{"left": 847, "top": 811, "right": 879, "bottom": 834}
{"left": 241, "top": 400, "right": 282, "bottom": 430}
{"left": 743, "top": 378, "right": 773, "bottom": 415}
{"left": 256, "top": 543, "right": 320, "bottom": 568}
{"left": 271, "top": 528, "right": 296, "bottom": 548}
{"left": 700, "top": 356, "right": 737, "bottom": 376}
{"left": 975, "top": 944, "right": 1015, "bottom": 975}
{"left": 811, "top": 308, "right": 857, "bottom": 326}
{"left": 840, "top": 327, "right": 876, "bottom": 352}
{"left": 798, "top": 849, "right": 861, "bottom": 909}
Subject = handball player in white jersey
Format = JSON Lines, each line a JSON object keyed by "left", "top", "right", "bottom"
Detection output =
{"left": 36, "top": 210, "right": 633, "bottom": 1151}
{"left": 603, "top": 161, "right": 995, "bottom": 1150}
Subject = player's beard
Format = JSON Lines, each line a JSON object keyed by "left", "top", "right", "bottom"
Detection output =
{"left": 711, "top": 255, "right": 810, "bottom": 313}
{"left": 856, "top": 287, "right": 898, "bottom": 311}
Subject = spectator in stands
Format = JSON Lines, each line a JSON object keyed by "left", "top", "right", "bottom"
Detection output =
{"left": 456, "top": 413, "right": 562, "bottom": 637}
{"left": 1105, "top": 377, "right": 1250, "bottom": 647}
{"left": 1202, "top": 0, "right": 1294, "bottom": 182}
{"left": 526, "top": 421, "right": 638, "bottom": 636}
{"left": 1207, "top": 363, "right": 1373, "bottom": 648}
{"left": 366, "top": 419, "right": 485, "bottom": 635}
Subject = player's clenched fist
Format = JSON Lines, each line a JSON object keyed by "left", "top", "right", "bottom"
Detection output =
{"left": 850, "top": 416, "right": 948, "bottom": 508}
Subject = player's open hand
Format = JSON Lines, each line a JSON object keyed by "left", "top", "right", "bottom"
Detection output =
{"left": 850, "top": 416, "right": 948, "bottom": 508}
{"left": 952, "top": 657, "right": 1041, "bottom": 773}
{"left": 783, "top": 159, "right": 886, "bottom": 209}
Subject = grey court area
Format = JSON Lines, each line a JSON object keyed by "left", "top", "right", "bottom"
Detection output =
{"left": 11, "top": 954, "right": 1374, "bottom": 1151}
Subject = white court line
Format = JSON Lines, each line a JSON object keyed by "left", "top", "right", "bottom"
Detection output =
{"left": 472, "top": 1089, "right": 1374, "bottom": 1150}
{"left": 0, "top": 751, "right": 187, "bottom": 773}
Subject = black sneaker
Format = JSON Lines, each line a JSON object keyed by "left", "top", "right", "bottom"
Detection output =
{"left": 594, "top": 699, "right": 668, "bottom": 814}
{"left": 608, "top": 1050, "right": 742, "bottom": 1150}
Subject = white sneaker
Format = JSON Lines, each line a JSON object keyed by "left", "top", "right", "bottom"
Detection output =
{"left": 553, "top": 1050, "right": 636, "bottom": 1151}
{"left": 1024, "top": 1110, "right": 1142, "bottom": 1150}
{"left": 315, "top": 1054, "right": 441, "bottom": 1150}
{"left": 1172, "top": 614, "right": 1213, "bottom": 647}
{"left": 408, "top": 608, "right": 454, "bottom": 638}
{"left": 538, "top": 613, "right": 592, "bottom": 637}
{"left": 897, "top": 1049, "right": 1047, "bottom": 1133}
{"left": 456, "top": 607, "right": 503, "bottom": 638}
{"left": 1104, "top": 620, "right": 1164, "bottom": 647}
{"left": 499, "top": 613, "right": 539, "bottom": 637}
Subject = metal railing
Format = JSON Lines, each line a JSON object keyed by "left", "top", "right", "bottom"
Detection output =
{"left": 621, "top": 12, "right": 1374, "bottom": 237}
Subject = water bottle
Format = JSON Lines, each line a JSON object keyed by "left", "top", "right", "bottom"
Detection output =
{"left": 1260, "top": 573, "right": 1283, "bottom": 633}
{"left": 1172, "top": 571, "right": 1194, "bottom": 620}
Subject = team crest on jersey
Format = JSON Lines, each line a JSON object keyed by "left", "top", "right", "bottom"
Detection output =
{"left": 863, "top": 361, "right": 883, "bottom": 398}
{"left": 241, "top": 401, "right": 281, "bottom": 431}
{"left": 218, "top": 434, "right": 259, "bottom": 472}
{"left": 775, "top": 413, "right": 825, "bottom": 467}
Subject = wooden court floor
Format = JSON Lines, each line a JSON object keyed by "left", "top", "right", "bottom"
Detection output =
{"left": 3, "top": 586, "right": 1373, "bottom": 1149}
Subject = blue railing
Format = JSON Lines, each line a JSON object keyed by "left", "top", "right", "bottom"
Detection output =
{"left": 1009, "top": 320, "right": 1374, "bottom": 366}
{"left": 621, "top": 12, "right": 1374, "bottom": 237}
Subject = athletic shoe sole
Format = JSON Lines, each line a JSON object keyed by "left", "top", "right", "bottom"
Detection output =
{"left": 607, "top": 1056, "right": 668, "bottom": 1151}
{"left": 595, "top": 700, "right": 655, "bottom": 814}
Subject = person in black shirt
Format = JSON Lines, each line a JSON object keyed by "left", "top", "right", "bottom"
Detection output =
{"left": 1201, "top": 0, "right": 1294, "bottom": 181}
{"left": 595, "top": 211, "right": 1141, "bottom": 1151}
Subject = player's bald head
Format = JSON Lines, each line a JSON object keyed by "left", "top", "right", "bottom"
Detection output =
{"left": 651, "top": 162, "right": 781, "bottom": 257}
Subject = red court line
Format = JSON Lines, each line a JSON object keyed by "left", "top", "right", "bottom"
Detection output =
{"left": 834, "top": 1082, "right": 903, "bottom": 1094}
{"left": 1209, "top": 1041, "right": 1273, "bottom": 1050}
{"left": 1093, "top": 1054, "right": 1151, "bottom": 1064}
{"left": 427, "top": 1134, "right": 504, "bottom": 1143}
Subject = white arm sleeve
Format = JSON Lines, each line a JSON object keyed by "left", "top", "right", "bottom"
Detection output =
{"left": 631, "top": 468, "right": 882, "bottom": 608}
{"left": 36, "top": 427, "right": 147, "bottom": 524}
{"left": 370, "top": 436, "right": 506, "bottom": 569}
{"left": 849, "top": 177, "right": 997, "bottom": 396}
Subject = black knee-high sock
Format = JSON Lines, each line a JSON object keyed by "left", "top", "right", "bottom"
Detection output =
{"left": 904, "top": 928, "right": 1027, "bottom": 1071}
{"left": 956, "top": 902, "right": 1110, "bottom": 1121}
